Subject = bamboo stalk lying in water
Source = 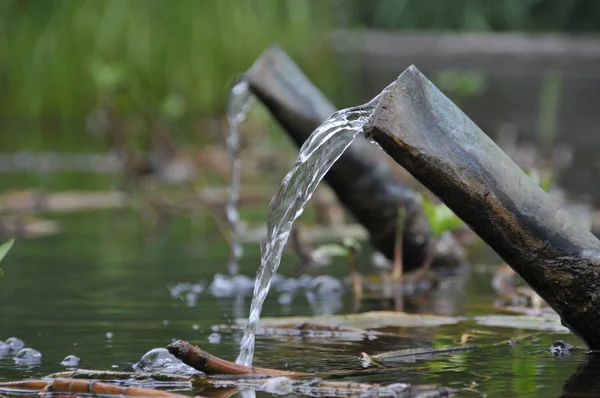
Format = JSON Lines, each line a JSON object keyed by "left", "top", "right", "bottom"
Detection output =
{"left": 0, "top": 378, "right": 188, "bottom": 397}
{"left": 364, "top": 65, "right": 600, "bottom": 349}
{"left": 243, "top": 45, "right": 464, "bottom": 273}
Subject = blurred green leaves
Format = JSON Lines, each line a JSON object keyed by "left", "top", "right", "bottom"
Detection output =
{"left": 1, "top": 0, "right": 335, "bottom": 120}
{"left": 0, "top": 239, "right": 15, "bottom": 279}
{"left": 311, "top": 237, "right": 361, "bottom": 262}
{"left": 90, "top": 61, "right": 125, "bottom": 94}
{"left": 421, "top": 195, "right": 464, "bottom": 236}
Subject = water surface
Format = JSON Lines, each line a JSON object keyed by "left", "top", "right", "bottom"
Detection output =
{"left": 0, "top": 209, "right": 590, "bottom": 397}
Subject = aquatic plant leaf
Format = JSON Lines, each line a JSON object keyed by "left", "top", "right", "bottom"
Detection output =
{"left": 0, "top": 239, "right": 14, "bottom": 264}
{"left": 311, "top": 243, "right": 349, "bottom": 259}
{"left": 474, "top": 314, "right": 569, "bottom": 332}
{"left": 0, "top": 239, "right": 14, "bottom": 278}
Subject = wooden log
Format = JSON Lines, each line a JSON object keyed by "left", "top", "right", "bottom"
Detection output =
{"left": 167, "top": 340, "right": 311, "bottom": 377}
{"left": 364, "top": 65, "right": 600, "bottom": 349}
{"left": 244, "top": 45, "right": 451, "bottom": 272}
{"left": 0, "top": 378, "right": 188, "bottom": 397}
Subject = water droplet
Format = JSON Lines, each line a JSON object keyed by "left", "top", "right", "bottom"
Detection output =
{"left": 60, "top": 355, "right": 80, "bottom": 367}
{"left": 105, "top": 332, "right": 113, "bottom": 339}
{"left": 192, "top": 324, "right": 200, "bottom": 331}
{"left": 208, "top": 333, "right": 221, "bottom": 344}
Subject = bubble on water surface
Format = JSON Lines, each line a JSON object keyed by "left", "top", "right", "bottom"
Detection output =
{"left": 278, "top": 292, "right": 293, "bottom": 306}
{"left": 260, "top": 377, "right": 293, "bottom": 394}
{"left": 133, "top": 348, "right": 201, "bottom": 375}
{"left": 5, "top": 337, "right": 25, "bottom": 352}
{"left": 208, "top": 332, "right": 222, "bottom": 344}
{"left": 61, "top": 355, "right": 81, "bottom": 367}
{"left": 0, "top": 341, "right": 9, "bottom": 357}
{"left": 210, "top": 273, "right": 255, "bottom": 297}
{"left": 13, "top": 348, "right": 42, "bottom": 365}
{"left": 310, "top": 275, "right": 343, "bottom": 297}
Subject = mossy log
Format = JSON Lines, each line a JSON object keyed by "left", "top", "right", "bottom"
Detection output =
{"left": 364, "top": 65, "right": 600, "bottom": 349}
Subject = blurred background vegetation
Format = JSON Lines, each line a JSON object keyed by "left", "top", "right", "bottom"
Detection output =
{"left": 2, "top": 0, "right": 600, "bottom": 152}
{"left": 1, "top": 0, "right": 599, "bottom": 228}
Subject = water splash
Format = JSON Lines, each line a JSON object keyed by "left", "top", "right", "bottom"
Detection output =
{"left": 235, "top": 98, "right": 380, "bottom": 366}
{"left": 226, "top": 80, "right": 254, "bottom": 275}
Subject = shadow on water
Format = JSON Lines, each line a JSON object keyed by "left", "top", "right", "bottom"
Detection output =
{"left": 561, "top": 355, "right": 600, "bottom": 398}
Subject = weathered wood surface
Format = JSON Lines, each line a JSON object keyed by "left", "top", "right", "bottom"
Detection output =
{"left": 364, "top": 65, "right": 600, "bottom": 349}
{"left": 244, "top": 45, "right": 456, "bottom": 272}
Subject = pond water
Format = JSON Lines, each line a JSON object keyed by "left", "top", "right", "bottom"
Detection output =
{"left": 0, "top": 208, "right": 595, "bottom": 397}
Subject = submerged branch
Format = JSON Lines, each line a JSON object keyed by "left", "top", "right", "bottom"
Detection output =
{"left": 167, "top": 340, "right": 312, "bottom": 377}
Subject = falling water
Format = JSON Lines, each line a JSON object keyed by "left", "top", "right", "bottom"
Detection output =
{"left": 226, "top": 80, "right": 254, "bottom": 275}
{"left": 235, "top": 96, "right": 382, "bottom": 366}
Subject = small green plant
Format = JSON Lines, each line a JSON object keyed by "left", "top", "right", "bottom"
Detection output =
{"left": 0, "top": 239, "right": 15, "bottom": 279}
{"left": 421, "top": 194, "right": 464, "bottom": 237}
{"left": 311, "top": 237, "right": 363, "bottom": 297}
{"left": 311, "top": 237, "right": 361, "bottom": 264}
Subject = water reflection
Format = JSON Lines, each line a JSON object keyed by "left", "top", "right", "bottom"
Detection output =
{"left": 561, "top": 354, "right": 600, "bottom": 397}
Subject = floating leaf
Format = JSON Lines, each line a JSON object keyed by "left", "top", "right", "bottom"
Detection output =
{"left": 232, "top": 311, "right": 461, "bottom": 330}
{"left": 474, "top": 314, "right": 569, "bottom": 332}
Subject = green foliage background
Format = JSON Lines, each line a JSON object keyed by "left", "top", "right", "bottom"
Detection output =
{"left": 2, "top": 0, "right": 599, "bottom": 125}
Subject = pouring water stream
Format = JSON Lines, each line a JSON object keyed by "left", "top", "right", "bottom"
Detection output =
{"left": 226, "top": 80, "right": 254, "bottom": 276}
{"left": 234, "top": 87, "right": 385, "bottom": 366}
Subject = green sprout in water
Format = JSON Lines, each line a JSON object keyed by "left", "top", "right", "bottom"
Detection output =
{"left": 0, "top": 239, "right": 15, "bottom": 279}
{"left": 311, "top": 237, "right": 363, "bottom": 297}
